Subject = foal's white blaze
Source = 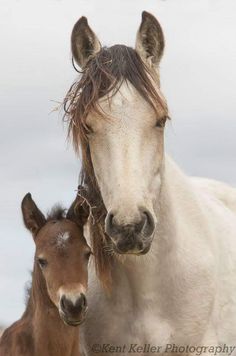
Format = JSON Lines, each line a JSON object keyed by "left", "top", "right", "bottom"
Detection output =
{"left": 87, "top": 83, "right": 165, "bottom": 226}
{"left": 56, "top": 231, "right": 70, "bottom": 247}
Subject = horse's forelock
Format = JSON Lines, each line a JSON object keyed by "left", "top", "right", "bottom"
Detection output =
{"left": 64, "top": 44, "right": 167, "bottom": 149}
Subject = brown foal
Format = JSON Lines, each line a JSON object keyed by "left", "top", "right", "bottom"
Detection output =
{"left": 0, "top": 193, "right": 91, "bottom": 356}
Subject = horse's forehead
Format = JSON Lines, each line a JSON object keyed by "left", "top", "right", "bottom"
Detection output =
{"left": 99, "top": 83, "right": 148, "bottom": 115}
{"left": 111, "top": 84, "right": 139, "bottom": 106}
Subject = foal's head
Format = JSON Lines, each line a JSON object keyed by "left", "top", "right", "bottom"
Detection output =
{"left": 21, "top": 193, "right": 91, "bottom": 326}
{"left": 66, "top": 12, "right": 168, "bottom": 256}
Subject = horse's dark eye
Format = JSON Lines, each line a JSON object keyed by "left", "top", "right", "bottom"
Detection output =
{"left": 156, "top": 116, "right": 167, "bottom": 128}
{"left": 37, "top": 258, "right": 48, "bottom": 269}
{"left": 85, "top": 123, "right": 93, "bottom": 135}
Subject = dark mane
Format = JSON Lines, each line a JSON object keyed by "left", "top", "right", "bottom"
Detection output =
{"left": 46, "top": 205, "right": 66, "bottom": 221}
{"left": 63, "top": 45, "right": 168, "bottom": 290}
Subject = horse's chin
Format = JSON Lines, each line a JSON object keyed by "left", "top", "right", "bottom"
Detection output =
{"left": 63, "top": 319, "right": 83, "bottom": 327}
{"left": 138, "top": 244, "right": 151, "bottom": 255}
{"left": 112, "top": 242, "right": 152, "bottom": 256}
{"left": 59, "top": 308, "right": 88, "bottom": 327}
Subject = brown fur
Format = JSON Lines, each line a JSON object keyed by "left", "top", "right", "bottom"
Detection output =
{"left": 0, "top": 266, "right": 79, "bottom": 356}
{"left": 63, "top": 45, "right": 168, "bottom": 289}
{"left": 0, "top": 197, "right": 90, "bottom": 356}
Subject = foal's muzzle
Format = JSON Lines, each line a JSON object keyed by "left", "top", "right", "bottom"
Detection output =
{"left": 59, "top": 293, "right": 88, "bottom": 326}
{"left": 105, "top": 209, "right": 155, "bottom": 254}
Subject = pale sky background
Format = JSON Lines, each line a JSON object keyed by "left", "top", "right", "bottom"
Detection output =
{"left": 0, "top": 0, "right": 235, "bottom": 326}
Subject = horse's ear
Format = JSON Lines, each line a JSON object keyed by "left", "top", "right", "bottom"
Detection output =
{"left": 66, "top": 193, "right": 90, "bottom": 228}
{"left": 21, "top": 193, "right": 46, "bottom": 239}
{"left": 135, "top": 11, "right": 165, "bottom": 66}
{"left": 71, "top": 16, "right": 101, "bottom": 68}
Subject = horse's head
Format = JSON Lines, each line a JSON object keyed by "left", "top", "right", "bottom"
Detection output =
{"left": 21, "top": 193, "right": 91, "bottom": 326}
{"left": 68, "top": 12, "right": 168, "bottom": 255}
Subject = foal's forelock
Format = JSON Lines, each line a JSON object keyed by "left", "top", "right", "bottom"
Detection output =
{"left": 63, "top": 45, "right": 168, "bottom": 289}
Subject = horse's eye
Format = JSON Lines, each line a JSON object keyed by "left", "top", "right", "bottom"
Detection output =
{"left": 37, "top": 258, "right": 48, "bottom": 269}
{"left": 156, "top": 116, "right": 167, "bottom": 128}
{"left": 85, "top": 123, "right": 94, "bottom": 135}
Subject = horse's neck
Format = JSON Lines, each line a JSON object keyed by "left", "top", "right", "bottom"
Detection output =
{"left": 28, "top": 264, "right": 79, "bottom": 356}
{"left": 158, "top": 155, "right": 198, "bottom": 241}
{"left": 157, "top": 154, "right": 203, "bottom": 243}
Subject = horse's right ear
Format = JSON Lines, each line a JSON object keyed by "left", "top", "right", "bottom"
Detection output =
{"left": 135, "top": 11, "right": 165, "bottom": 66}
{"left": 21, "top": 193, "right": 46, "bottom": 238}
{"left": 71, "top": 16, "right": 101, "bottom": 68}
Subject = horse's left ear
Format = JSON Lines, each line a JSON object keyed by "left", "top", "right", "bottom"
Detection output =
{"left": 135, "top": 11, "right": 165, "bottom": 66}
{"left": 71, "top": 16, "right": 101, "bottom": 68}
{"left": 66, "top": 192, "right": 90, "bottom": 228}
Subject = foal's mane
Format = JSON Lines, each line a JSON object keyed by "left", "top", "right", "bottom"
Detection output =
{"left": 63, "top": 45, "right": 167, "bottom": 289}
{"left": 46, "top": 205, "right": 66, "bottom": 221}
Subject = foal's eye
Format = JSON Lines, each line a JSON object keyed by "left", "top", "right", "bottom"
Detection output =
{"left": 37, "top": 258, "right": 48, "bottom": 269}
{"left": 85, "top": 251, "right": 92, "bottom": 260}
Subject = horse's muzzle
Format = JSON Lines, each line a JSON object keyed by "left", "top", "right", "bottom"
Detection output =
{"left": 105, "top": 209, "right": 155, "bottom": 254}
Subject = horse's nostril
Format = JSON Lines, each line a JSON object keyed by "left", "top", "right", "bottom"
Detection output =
{"left": 109, "top": 213, "right": 114, "bottom": 226}
{"left": 105, "top": 211, "right": 116, "bottom": 236}
{"left": 105, "top": 209, "right": 155, "bottom": 239}
{"left": 141, "top": 209, "right": 155, "bottom": 236}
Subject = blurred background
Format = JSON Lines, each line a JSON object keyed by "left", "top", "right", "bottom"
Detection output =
{"left": 0, "top": 0, "right": 235, "bottom": 328}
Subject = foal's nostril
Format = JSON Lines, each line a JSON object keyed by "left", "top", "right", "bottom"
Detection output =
{"left": 77, "top": 293, "right": 87, "bottom": 309}
{"left": 60, "top": 295, "right": 68, "bottom": 314}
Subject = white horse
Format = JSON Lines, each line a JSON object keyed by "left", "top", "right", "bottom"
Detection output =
{"left": 65, "top": 12, "right": 236, "bottom": 355}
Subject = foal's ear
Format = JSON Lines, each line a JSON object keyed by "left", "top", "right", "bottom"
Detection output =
{"left": 66, "top": 193, "right": 90, "bottom": 228}
{"left": 71, "top": 16, "right": 101, "bottom": 68}
{"left": 135, "top": 11, "right": 165, "bottom": 66}
{"left": 21, "top": 193, "right": 46, "bottom": 238}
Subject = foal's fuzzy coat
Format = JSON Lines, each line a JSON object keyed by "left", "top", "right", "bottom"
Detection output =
{"left": 0, "top": 266, "right": 80, "bottom": 356}
{"left": 0, "top": 193, "right": 90, "bottom": 356}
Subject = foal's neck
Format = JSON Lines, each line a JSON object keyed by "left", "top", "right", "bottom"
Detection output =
{"left": 28, "top": 264, "right": 79, "bottom": 356}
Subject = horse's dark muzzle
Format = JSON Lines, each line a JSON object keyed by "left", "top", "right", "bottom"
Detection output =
{"left": 105, "top": 209, "right": 155, "bottom": 254}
